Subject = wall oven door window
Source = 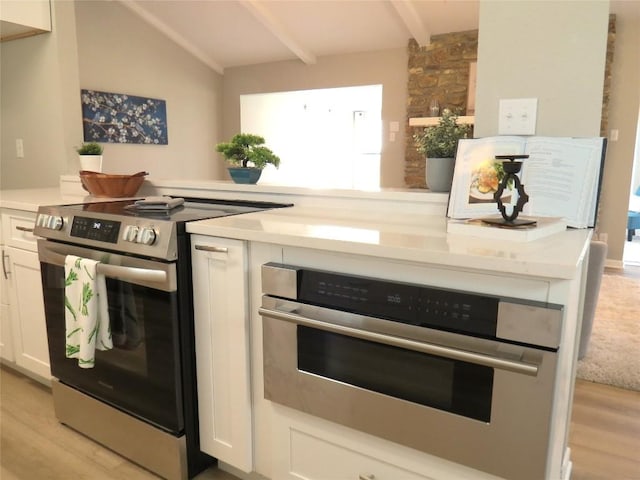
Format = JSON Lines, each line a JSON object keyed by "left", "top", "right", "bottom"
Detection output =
{"left": 39, "top": 240, "right": 183, "bottom": 434}
{"left": 298, "top": 326, "right": 494, "bottom": 422}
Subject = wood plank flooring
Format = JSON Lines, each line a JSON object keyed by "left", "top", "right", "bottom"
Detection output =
{"left": 0, "top": 366, "right": 235, "bottom": 480}
{"left": 2, "top": 366, "right": 639, "bottom": 479}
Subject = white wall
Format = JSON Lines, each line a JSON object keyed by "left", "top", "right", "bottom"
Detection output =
{"left": 74, "top": 1, "right": 224, "bottom": 180}
{"left": 221, "top": 48, "right": 408, "bottom": 188}
{"left": 598, "top": 7, "right": 640, "bottom": 263}
{"left": 1, "top": 0, "right": 82, "bottom": 189}
{"left": 475, "top": 1, "right": 609, "bottom": 137}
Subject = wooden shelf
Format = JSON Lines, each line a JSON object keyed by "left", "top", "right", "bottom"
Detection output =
{"left": 409, "top": 115, "right": 475, "bottom": 127}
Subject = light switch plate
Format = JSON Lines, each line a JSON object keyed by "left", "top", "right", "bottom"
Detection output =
{"left": 498, "top": 98, "right": 538, "bottom": 135}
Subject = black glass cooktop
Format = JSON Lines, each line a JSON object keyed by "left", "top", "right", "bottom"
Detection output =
{"left": 65, "top": 197, "right": 292, "bottom": 223}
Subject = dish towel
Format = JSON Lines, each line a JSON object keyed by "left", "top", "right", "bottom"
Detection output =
{"left": 64, "top": 255, "right": 113, "bottom": 368}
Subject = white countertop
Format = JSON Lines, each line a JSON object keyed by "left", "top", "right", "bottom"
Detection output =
{"left": 0, "top": 188, "right": 90, "bottom": 212}
{"left": 1, "top": 185, "right": 591, "bottom": 280}
{"left": 187, "top": 206, "right": 592, "bottom": 280}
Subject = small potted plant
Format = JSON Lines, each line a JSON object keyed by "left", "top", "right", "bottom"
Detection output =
{"left": 76, "top": 142, "right": 104, "bottom": 172}
{"left": 216, "top": 133, "right": 281, "bottom": 184}
{"left": 413, "top": 109, "right": 471, "bottom": 192}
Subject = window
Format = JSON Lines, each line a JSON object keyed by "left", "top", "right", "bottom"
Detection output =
{"left": 240, "top": 85, "right": 382, "bottom": 190}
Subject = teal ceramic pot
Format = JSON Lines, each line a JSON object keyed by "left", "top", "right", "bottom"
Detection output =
{"left": 228, "top": 167, "right": 262, "bottom": 184}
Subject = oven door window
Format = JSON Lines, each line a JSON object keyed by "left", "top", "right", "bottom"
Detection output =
{"left": 41, "top": 263, "right": 183, "bottom": 434}
{"left": 297, "top": 326, "right": 493, "bottom": 422}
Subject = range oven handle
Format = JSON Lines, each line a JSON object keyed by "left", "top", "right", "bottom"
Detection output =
{"left": 42, "top": 247, "right": 168, "bottom": 284}
{"left": 95, "top": 263, "right": 167, "bottom": 284}
{"left": 259, "top": 306, "right": 539, "bottom": 377}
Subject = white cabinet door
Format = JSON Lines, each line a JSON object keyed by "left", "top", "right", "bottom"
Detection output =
{"left": 6, "top": 246, "right": 50, "bottom": 379}
{"left": 1, "top": 247, "right": 14, "bottom": 362}
{"left": 272, "top": 411, "right": 432, "bottom": 480}
{"left": 191, "top": 235, "right": 253, "bottom": 472}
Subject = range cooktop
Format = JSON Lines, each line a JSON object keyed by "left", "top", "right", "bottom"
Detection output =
{"left": 35, "top": 197, "right": 292, "bottom": 260}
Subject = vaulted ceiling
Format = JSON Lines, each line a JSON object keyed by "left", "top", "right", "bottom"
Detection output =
{"left": 118, "top": 0, "right": 481, "bottom": 74}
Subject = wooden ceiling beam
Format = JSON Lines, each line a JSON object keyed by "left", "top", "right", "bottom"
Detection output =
{"left": 240, "top": 0, "right": 317, "bottom": 65}
{"left": 389, "top": 0, "right": 431, "bottom": 47}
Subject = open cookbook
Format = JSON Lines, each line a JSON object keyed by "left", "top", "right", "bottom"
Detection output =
{"left": 447, "top": 136, "right": 607, "bottom": 229}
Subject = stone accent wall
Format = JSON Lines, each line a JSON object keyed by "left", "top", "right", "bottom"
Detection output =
{"left": 600, "top": 14, "right": 616, "bottom": 137}
{"left": 405, "top": 32, "right": 478, "bottom": 188}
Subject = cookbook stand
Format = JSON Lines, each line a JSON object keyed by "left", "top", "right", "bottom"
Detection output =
{"left": 481, "top": 154, "right": 536, "bottom": 228}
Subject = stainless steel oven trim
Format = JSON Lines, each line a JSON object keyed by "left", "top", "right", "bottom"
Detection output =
{"left": 259, "top": 303, "right": 539, "bottom": 376}
{"left": 38, "top": 238, "right": 176, "bottom": 291}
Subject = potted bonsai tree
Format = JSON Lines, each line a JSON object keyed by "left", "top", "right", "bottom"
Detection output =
{"left": 76, "top": 142, "right": 104, "bottom": 172}
{"left": 413, "top": 109, "right": 471, "bottom": 192}
{"left": 215, "top": 133, "right": 281, "bottom": 184}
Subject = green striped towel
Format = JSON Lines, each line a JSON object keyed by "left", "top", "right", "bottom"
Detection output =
{"left": 64, "top": 255, "right": 113, "bottom": 368}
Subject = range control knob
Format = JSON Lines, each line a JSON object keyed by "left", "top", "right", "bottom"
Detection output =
{"left": 37, "top": 214, "right": 63, "bottom": 230}
{"left": 122, "top": 225, "right": 139, "bottom": 242}
{"left": 47, "top": 215, "right": 64, "bottom": 230}
{"left": 137, "top": 227, "right": 157, "bottom": 246}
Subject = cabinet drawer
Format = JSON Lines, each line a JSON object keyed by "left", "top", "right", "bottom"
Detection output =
{"left": 287, "top": 428, "right": 430, "bottom": 480}
{"left": 2, "top": 211, "right": 38, "bottom": 251}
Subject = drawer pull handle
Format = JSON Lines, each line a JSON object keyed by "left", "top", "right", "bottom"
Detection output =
{"left": 2, "top": 251, "right": 9, "bottom": 279}
{"left": 359, "top": 475, "right": 375, "bottom": 480}
{"left": 15, "top": 225, "right": 34, "bottom": 233}
{"left": 195, "top": 245, "right": 228, "bottom": 254}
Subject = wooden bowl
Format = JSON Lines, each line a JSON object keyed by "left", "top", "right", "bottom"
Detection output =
{"left": 79, "top": 171, "right": 147, "bottom": 198}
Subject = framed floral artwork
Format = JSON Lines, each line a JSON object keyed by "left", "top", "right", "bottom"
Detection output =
{"left": 81, "top": 89, "right": 168, "bottom": 145}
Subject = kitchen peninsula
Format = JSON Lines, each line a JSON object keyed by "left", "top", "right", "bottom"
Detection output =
{"left": 1, "top": 178, "right": 591, "bottom": 480}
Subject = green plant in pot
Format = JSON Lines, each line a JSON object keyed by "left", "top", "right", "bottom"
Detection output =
{"left": 413, "top": 109, "right": 471, "bottom": 192}
{"left": 216, "top": 133, "right": 280, "bottom": 184}
{"left": 76, "top": 142, "right": 104, "bottom": 172}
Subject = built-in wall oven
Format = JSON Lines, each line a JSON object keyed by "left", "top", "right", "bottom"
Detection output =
{"left": 259, "top": 263, "right": 565, "bottom": 480}
{"left": 35, "top": 198, "right": 291, "bottom": 480}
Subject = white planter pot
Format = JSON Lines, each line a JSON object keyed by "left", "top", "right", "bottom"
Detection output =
{"left": 79, "top": 155, "right": 102, "bottom": 172}
{"left": 426, "top": 157, "right": 455, "bottom": 192}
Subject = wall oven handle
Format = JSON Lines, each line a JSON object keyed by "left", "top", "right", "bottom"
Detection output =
{"left": 194, "top": 245, "right": 228, "bottom": 254}
{"left": 258, "top": 306, "right": 539, "bottom": 377}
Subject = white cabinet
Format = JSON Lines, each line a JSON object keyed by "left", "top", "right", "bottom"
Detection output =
{"left": 271, "top": 410, "right": 431, "bottom": 480}
{"left": 0, "top": 250, "right": 12, "bottom": 361}
{"left": 0, "top": 0, "right": 51, "bottom": 42}
{"left": 191, "top": 235, "right": 253, "bottom": 472}
{"left": 1, "top": 217, "right": 14, "bottom": 362}
{"left": 1, "top": 210, "right": 50, "bottom": 380}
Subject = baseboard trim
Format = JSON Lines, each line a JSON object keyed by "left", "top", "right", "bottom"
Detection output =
{"left": 605, "top": 259, "right": 624, "bottom": 269}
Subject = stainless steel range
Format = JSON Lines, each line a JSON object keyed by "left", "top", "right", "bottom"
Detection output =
{"left": 34, "top": 197, "right": 291, "bottom": 480}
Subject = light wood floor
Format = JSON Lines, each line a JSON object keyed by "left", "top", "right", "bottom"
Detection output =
{"left": 0, "top": 366, "right": 235, "bottom": 480}
{"left": 2, "top": 366, "right": 639, "bottom": 479}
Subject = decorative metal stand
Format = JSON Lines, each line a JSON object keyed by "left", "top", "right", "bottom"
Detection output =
{"left": 481, "top": 154, "right": 536, "bottom": 227}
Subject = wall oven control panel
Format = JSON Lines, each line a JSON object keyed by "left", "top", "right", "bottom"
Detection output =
{"left": 262, "top": 262, "right": 564, "bottom": 348}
